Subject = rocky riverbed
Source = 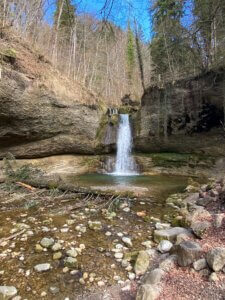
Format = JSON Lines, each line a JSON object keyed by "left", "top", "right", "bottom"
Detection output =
{"left": 0, "top": 176, "right": 224, "bottom": 300}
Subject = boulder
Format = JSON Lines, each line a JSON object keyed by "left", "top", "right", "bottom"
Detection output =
{"left": 159, "top": 255, "right": 177, "bottom": 272}
{"left": 144, "top": 268, "right": 165, "bottom": 285}
{"left": 206, "top": 248, "right": 225, "bottom": 272}
{"left": 154, "top": 227, "right": 190, "bottom": 243}
{"left": 193, "top": 258, "right": 207, "bottom": 271}
{"left": 136, "top": 284, "right": 161, "bottom": 300}
{"left": 157, "top": 240, "right": 173, "bottom": 253}
{"left": 174, "top": 241, "right": 202, "bottom": 267}
{"left": 191, "top": 221, "right": 210, "bottom": 238}
{"left": 134, "top": 251, "right": 150, "bottom": 276}
{"left": 0, "top": 286, "right": 17, "bottom": 299}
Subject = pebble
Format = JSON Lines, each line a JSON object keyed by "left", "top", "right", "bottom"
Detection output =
{"left": 0, "top": 286, "right": 18, "bottom": 298}
{"left": 52, "top": 243, "right": 62, "bottom": 252}
{"left": 97, "top": 281, "right": 105, "bottom": 287}
{"left": 60, "top": 228, "right": 69, "bottom": 233}
{"left": 49, "top": 287, "right": 59, "bottom": 295}
{"left": 122, "top": 237, "right": 132, "bottom": 247}
{"left": 79, "top": 278, "right": 85, "bottom": 285}
{"left": 64, "top": 257, "right": 77, "bottom": 267}
{"left": 141, "top": 241, "right": 152, "bottom": 248}
{"left": 66, "top": 248, "right": 78, "bottom": 258}
{"left": 114, "top": 252, "right": 123, "bottom": 259}
{"left": 34, "top": 263, "right": 51, "bottom": 272}
{"left": 105, "top": 231, "right": 112, "bottom": 236}
{"left": 128, "top": 272, "right": 136, "bottom": 280}
{"left": 53, "top": 252, "right": 62, "bottom": 260}
{"left": 117, "top": 232, "right": 124, "bottom": 237}
{"left": 40, "top": 238, "right": 54, "bottom": 248}
{"left": 209, "top": 272, "right": 219, "bottom": 282}
{"left": 63, "top": 267, "right": 69, "bottom": 273}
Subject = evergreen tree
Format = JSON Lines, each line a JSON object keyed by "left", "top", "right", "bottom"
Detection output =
{"left": 126, "top": 23, "right": 135, "bottom": 85}
{"left": 54, "top": 0, "right": 76, "bottom": 31}
{"left": 150, "top": 0, "right": 191, "bottom": 80}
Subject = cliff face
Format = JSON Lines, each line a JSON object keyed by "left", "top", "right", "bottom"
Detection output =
{"left": 0, "top": 30, "right": 104, "bottom": 158}
{"left": 134, "top": 69, "right": 225, "bottom": 156}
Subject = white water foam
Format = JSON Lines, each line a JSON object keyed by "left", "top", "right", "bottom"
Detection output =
{"left": 112, "top": 114, "right": 138, "bottom": 176}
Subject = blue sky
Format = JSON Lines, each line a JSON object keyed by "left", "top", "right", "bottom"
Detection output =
{"left": 45, "top": 0, "right": 152, "bottom": 41}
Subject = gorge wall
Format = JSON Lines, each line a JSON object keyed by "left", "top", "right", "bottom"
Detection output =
{"left": 0, "top": 30, "right": 104, "bottom": 158}
{"left": 134, "top": 68, "right": 225, "bottom": 156}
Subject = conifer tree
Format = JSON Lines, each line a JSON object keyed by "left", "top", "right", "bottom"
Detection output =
{"left": 126, "top": 23, "right": 135, "bottom": 86}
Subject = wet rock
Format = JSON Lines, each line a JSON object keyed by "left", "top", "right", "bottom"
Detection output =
{"left": 136, "top": 284, "right": 161, "bottom": 300}
{"left": 0, "top": 286, "right": 17, "bottom": 299}
{"left": 174, "top": 241, "right": 202, "bottom": 267}
{"left": 75, "top": 224, "right": 86, "bottom": 233}
{"left": 40, "top": 238, "right": 54, "bottom": 249}
{"left": 88, "top": 221, "right": 102, "bottom": 231}
{"left": 66, "top": 248, "right": 78, "bottom": 258}
{"left": 34, "top": 263, "right": 51, "bottom": 272}
{"left": 145, "top": 268, "right": 165, "bottom": 285}
{"left": 154, "top": 227, "right": 189, "bottom": 243}
{"left": 49, "top": 287, "right": 59, "bottom": 295}
{"left": 134, "top": 251, "right": 150, "bottom": 276}
{"left": 122, "top": 237, "right": 132, "bottom": 247}
{"left": 157, "top": 240, "right": 173, "bottom": 254}
{"left": 191, "top": 221, "right": 210, "bottom": 238}
{"left": 51, "top": 243, "right": 62, "bottom": 252}
{"left": 35, "top": 244, "right": 43, "bottom": 253}
{"left": 193, "top": 258, "right": 207, "bottom": 271}
{"left": 53, "top": 252, "right": 62, "bottom": 260}
{"left": 15, "top": 223, "right": 30, "bottom": 230}
{"left": 206, "top": 247, "right": 225, "bottom": 272}
{"left": 141, "top": 241, "right": 152, "bottom": 249}
{"left": 67, "top": 220, "right": 75, "bottom": 225}
{"left": 155, "top": 222, "right": 171, "bottom": 230}
{"left": 64, "top": 257, "right": 77, "bottom": 268}
{"left": 114, "top": 252, "right": 123, "bottom": 259}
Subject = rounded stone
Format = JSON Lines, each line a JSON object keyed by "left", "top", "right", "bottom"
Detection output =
{"left": 40, "top": 238, "right": 54, "bottom": 249}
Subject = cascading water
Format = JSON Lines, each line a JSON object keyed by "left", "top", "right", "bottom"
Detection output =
{"left": 113, "top": 114, "right": 138, "bottom": 176}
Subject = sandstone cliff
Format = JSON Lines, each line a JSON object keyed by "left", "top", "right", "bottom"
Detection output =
{"left": 134, "top": 69, "right": 225, "bottom": 156}
{"left": 0, "top": 30, "right": 104, "bottom": 158}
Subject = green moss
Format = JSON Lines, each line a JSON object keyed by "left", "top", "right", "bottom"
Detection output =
{"left": 2, "top": 48, "right": 17, "bottom": 58}
{"left": 118, "top": 105, "right": 134, "bottom": 114}
{"left": 150, "top": 153, "right": 191, "bottom": 168}
{"left": 110, "top": 114, "right": 119, "bottom": 126}
{"left": 96, "top": 114, "right": 108, "bottom": 141}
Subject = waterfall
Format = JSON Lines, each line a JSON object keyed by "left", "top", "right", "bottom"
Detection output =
{"left": 113, "top": 114, "right": 138, "bottom": 176}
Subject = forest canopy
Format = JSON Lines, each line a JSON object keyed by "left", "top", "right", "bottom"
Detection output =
{"left": 0, "top": 0, "right": 225, "bottom": 104}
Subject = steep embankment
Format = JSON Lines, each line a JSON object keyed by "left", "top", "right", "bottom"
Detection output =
{"left": 0, "top": 29, "right": 104, "bottom": 158}
{"left": 134, "top": 69, "right": 225, "bottom": 156}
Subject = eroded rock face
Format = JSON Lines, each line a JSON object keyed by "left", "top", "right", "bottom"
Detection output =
{"left": 134, "top": 69, "right": 225, "bottom": 155}
{"left": 0, "top": 54, "right": 103, "bottom": 158}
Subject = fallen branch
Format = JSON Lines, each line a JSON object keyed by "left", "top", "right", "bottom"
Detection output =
{"left": 0, "top": 229, "right": 26, "bottom": 244}
{"left": 16, "top": 182, "right": 36, "bottom": 191}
